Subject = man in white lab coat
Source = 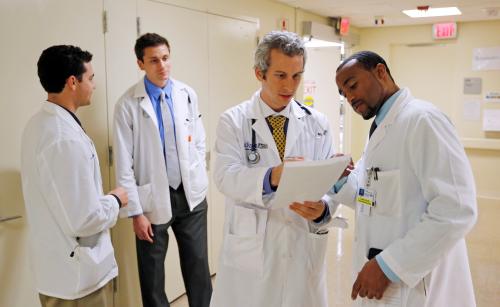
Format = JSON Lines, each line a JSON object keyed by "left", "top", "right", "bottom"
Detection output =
{"left": 210, "top": 31, "right": 336, "bottom": 307}
{"left": 113, "top": 33, "right": 211, "bottom": 307}
{"left": 332, "top": 50, "right": 477, "bottom": 306}
{"left": 21, "top": 45, "right": 128, "bottom": 306}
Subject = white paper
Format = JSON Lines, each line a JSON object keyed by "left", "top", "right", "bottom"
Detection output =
{"left": 463, "top": 101, "right": 481, "bottom": 121}
{"left": 472, "top": 47, "right": 500, "bottom": 71}
{"left": 484, "top": 91, "right": 500, "bottom": 103}
{"left": 482, "top": 109, "right": 500, "bottom": 131}
{"left": 269, "top": 155, "right": 350, "bottom": 209}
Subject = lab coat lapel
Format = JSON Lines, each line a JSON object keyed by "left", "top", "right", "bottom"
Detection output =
{"left": 135, "top": 78, "right": 159, "bottom": 128}
{"left": 284, "top": 101, "right": 306, "bottom": 158}
{"left": 171, "top": 81, "right": 189, "bottom": 157}
{"left": 366, "top": 88, "right": 410, "bottom": 153}
{"left": 248, "top": 93, "right": 281, "bottom": 164}
{"left": 253, "top": 116, "right": 280, "bottom": 162}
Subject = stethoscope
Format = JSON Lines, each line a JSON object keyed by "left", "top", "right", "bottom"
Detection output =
{"left": 247, "top": 118, "right": 260, "bottom": 164}
{"left": 247, "top": 100, "right": 312, "bottom": 164}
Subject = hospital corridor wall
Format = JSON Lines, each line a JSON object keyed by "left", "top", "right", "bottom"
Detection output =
{"left": 0, "top": 0, "right": 330, "bottom": 306}
{"left": 1, "top": 1, "right": 500, "bottom": 307}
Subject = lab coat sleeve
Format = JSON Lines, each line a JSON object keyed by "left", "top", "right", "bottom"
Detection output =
{"left": 381, "top": 111, "right": 477, "bottom": 287}
{"left": 328, "top": 157, "right": 362, "bottom": 211}
{"left": 214, "top": 112, "right": 269, "bottom": 207}
{"left": 113, "top": 101, "right": 142, "bottom": 217}
{"left": 38, "top": 139, "right": 119, "bottom": 238}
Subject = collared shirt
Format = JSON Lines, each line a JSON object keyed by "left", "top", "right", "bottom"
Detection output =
{"left": 144, "top": 77, "right": 174, "bottom": 153}
{"left": 373, "top": 88, "right": 402, "bottom": 127}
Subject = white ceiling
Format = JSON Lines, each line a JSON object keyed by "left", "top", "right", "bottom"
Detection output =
{"left": 276, "top": 0, "right": 500, "bottom": 27}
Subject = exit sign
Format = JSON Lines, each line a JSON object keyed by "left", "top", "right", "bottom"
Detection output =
{"left": 433, "top": 22, "right": 457, "bottom": 40}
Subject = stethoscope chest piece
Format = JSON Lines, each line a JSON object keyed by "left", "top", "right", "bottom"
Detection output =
{"left": 247, "top": 150, "right": 260, "bottom": 164}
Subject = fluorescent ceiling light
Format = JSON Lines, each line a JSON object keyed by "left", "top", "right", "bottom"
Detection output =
{"left": 303, "top": 37, "right": 343, "bottom": 48}
{"left": 403, "top": 7, "right": 461, "bottom": 18}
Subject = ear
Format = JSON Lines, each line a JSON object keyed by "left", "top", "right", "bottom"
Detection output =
{"left": 137, "top": 59, "right": 145, "bottom": 71}
{"left": 374, "top": 63, "right": 388, "bottom": 80}
{"left": 66, "top": 75, "right": 77, "bottom": 90}
{"left": 255, "top": 67, "right": 265, "bottom": 81}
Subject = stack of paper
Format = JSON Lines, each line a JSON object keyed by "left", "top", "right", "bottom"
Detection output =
{"left": 269, "top": 155, "right": 351, "bottom": 209}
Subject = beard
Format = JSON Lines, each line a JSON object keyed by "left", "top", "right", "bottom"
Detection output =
{"left": 361, "top": 105, "right": 378, "bottom": 120}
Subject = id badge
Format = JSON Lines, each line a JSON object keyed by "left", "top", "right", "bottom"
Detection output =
{"left": 357, "top": 187, "right": 376, "bottom": 216}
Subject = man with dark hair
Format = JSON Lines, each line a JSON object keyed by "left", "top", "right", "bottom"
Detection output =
{"left": 331, "top": 50, "right": 477, "bottom": 306}
{"left": 114, "top": 33, "right": 211, "bottom": 307}
{"left": 21, "top": 45, "right": 128, "bottom": 307}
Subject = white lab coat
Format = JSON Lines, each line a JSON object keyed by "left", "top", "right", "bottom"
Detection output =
{"left": 113, "top": 77, "right": 207, "bottom": 224}
{"left": 211, "top": 91, "right": 335, "bottom": 307}
{"left": 20, "top": 102, "right": 119, "bottom": 299}
{"left": 332, "top": 88, "right": 477, "bottom": 307}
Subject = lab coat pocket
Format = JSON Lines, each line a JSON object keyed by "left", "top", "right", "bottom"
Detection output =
{"left": 137, "top": 183, "right": 153, "bottom": 213}
{"left": 77, "top": 232, "right": 116, "bottom": 290}
{"left": 371, "top": 169, "right": 402, "bottom": 217}
{"left": 189, "top": 160, "right": 208, "bottom": 196}
{"left": 306, "top": 232, "right": 329, "bottom": 275}
{"left": 222, "top": 206, "right": 266, "bottom": 276}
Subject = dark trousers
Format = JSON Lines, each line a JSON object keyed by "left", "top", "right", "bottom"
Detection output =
{"left": 136, "top": 184, "right": 212, "bottom": 307}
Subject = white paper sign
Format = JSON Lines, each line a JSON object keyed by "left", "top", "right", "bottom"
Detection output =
{"left": 482, "top": 109, "right": 500, "bottom": 131}
{"left": 484, "top": 92, "right": 500, "bottom": 103}
{"left": 473, "top": 47, "right": 500, "bottom": 71}
{"left": 463, "top": 101, "right": 481, "bottom": 121}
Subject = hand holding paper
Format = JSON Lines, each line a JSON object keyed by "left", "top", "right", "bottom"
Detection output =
{"left": 269, "top": 155, "right": 351, "bottom": 209}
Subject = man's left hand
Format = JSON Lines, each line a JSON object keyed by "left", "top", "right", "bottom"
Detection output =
{"left": 289, "top": 201, "right": 325, "bottom": 221}
{"left": 351, "top": 258, "right": 391, "bottom": 300}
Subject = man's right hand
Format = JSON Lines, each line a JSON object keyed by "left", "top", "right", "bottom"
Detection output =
{"left": 109, "top": 186, "right": 128, "bottom": 207}
{"left": 333, "top": 153, "right": 354, "bottom": 179}
{"left": 133, "top": 214, "right": 154, "bottom": 243}
{"left": 271, "top": 157, "right": 304, "bottom": 188}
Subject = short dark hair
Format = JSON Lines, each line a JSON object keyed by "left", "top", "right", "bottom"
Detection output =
{"left": 134, "top": 33, "right": 170, "bottom": 61}
{"left": 337, "top": 50, "right": 394, "bottom": 81}
{"left": 37, "top": 45, "right": 93, "bottom": 93}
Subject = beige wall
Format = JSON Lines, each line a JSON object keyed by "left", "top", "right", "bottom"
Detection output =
{"left": 351, "top": 20, "right": 500, "bottom": 200}
{"left": 150, "top": 0, "right": 329, "bottom": 35}
{"left": 0, "top": 1, "right": 330, "bottom": 306}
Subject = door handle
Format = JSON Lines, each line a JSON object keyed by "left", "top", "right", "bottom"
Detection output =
{"left": 0, "top": 215, "right": 22, "bottom": 223}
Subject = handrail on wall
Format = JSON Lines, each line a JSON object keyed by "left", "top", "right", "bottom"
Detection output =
{"left": 461, "top": 138, "right": 500, "bottom": 151}
{"left": 0, "top": 215, "right": 22, "bottom": 223}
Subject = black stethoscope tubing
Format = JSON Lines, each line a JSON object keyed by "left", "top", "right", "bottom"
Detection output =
{"left": 247, "top": 100, "right": 311, "bottom": 164}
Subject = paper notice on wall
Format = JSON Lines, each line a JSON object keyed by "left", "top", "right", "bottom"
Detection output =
{"left": 463, "top": 101, "right": 481, "bottom": 121}
{"left": 484, "top": 91, "right": 500, "bottom": 103}
{"left": 303, "top": 80, "right": 317, "bottom": 107}
{"left": 482, "top": 109, "right": 500, "bottom": 131}
{"left": 472, "top": 47, "right": 500, "bottom": 71}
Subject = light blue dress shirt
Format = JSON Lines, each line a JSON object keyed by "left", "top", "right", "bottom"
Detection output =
{"left": 144, "top": 77, "right": 174, "bottom": 156}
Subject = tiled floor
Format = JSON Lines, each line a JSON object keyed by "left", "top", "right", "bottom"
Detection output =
{"left": 172, "top": 200, "right": 500, "bottom": 307}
